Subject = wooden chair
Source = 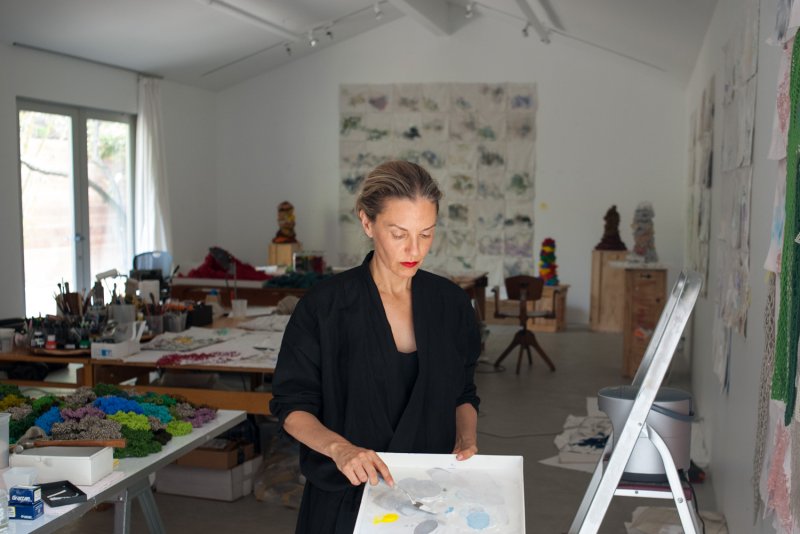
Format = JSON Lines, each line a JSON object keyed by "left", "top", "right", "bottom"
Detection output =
{"left": 492, "top": 275, "right": 559, "bottom": 374}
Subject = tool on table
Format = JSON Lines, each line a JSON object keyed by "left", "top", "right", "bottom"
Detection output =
{"left": 32, "top": 439, "right": 127, "bottom": 448}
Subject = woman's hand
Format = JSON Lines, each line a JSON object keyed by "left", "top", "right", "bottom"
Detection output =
{"left": 453, "top": 403, "right": 478, "bottom": 461}
{"left": 329, "top": 441, "right": 394, "bottom": 487}
{"left": 452, "top": 436, "right": 478, "bottom": 461}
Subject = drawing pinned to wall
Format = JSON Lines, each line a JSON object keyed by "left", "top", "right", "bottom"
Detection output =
{"left": 339, "top": 83, "right": 537, "bottom": 286}
{"left": 474, "top": 200, "right": 505, "bottom": 230}
{"left": 712, "top": 0, "right": 758, "bottom": 390}
{"left": 685, "top": 76, "right": 714, "bottom": 297}
{"left": 354, "top": 453, "right": 524, "bottom": 534}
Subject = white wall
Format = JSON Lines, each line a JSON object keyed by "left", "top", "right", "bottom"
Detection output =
{"left": 216, "top": 14, "right": 686, "bottom": 324}
{"left": 0, "top": 43, "right": 216, "bottom": 318}
{"left": 686, "top": 0, "right": 779, "bottom": 532}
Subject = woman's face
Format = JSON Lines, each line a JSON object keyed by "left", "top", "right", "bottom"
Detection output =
{"left": 360, "top": 197, "right": 438, "bottom": 280}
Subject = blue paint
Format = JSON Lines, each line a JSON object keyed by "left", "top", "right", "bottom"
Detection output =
{"left": 466, "top": 511, "right": 490, "bottom": 530}
{"left": 445, "top": 507, "right": 454, "bottom": 514}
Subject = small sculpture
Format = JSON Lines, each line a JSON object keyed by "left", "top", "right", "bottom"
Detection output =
{"left": 595, "top": 205, "right": 627, "bottom": 251}
{"left": 539, "top": 238, "right": 559, "bottom": 286}
{"left": 629, "top": 202, "right": 658, "bottom": 262}
{"left": 272, "top": 201, "right": 297, "bottom": 244}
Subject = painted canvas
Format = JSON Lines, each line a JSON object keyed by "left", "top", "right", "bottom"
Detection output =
{"left": 354, "top": 453, "right": 525, "bottom": 534}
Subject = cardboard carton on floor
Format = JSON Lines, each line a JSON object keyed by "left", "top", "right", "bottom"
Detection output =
{"left": 176, "top": 439, "right": 256, "bottom": 470}
{"left": 156, "top": 455, "right": 262, "bottom": 501}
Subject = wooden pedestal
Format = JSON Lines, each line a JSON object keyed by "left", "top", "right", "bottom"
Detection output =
{"left": 590, "top": 250, "right": 628, "bottom": 332}
{"left": 622, "top": 267, "right": 667, "bottom": 378}
{"left": 268, "top": 242, "right": 301, "bottom": 266}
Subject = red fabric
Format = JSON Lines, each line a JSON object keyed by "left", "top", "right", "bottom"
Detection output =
{"left": 182, "top": 249, "right": 270, "bottom": 281}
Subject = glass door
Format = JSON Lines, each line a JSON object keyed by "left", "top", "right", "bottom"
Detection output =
{"left": 18, "top": 100, "right": 135, "bottom": 317}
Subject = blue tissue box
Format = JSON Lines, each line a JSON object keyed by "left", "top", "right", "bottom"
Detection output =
{"left": 9, "top": 485, "right": 41, "bottom": 504}
{"left": 9, "top": 500, "right": 44, "bottom": 520}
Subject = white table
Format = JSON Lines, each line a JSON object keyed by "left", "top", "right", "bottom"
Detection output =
{"left": 7, "top": 409, "right": 246, "bottom": 534}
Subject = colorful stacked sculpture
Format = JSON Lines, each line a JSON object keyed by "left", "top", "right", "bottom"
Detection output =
{"left": 539, "top": 238, "right": 559, "bottom": 286}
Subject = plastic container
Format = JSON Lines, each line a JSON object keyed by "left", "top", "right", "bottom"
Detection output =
{"left": 0, "top": 413, "right": 9, "bottom": 469}
{"left": 0, "top": 329, "right": 12, "bottom": 353}
{"left": 1, "top": 468, "right": 38, "bottom": 489}
{"left": 597, "top": 386, "right": 692, "bottom": 483}
{"left": 0, "top": 488, "right": 8, "bottom": 533}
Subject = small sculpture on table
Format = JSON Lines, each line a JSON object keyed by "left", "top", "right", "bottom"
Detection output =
{"left": 629, "top": 201, "right": 658, "bottom": 263}
{"left": 595, "top": 205, "right": 627, "bottom": 251}
{"left": 539, "top": 237, "right": 559, "bottom": 286}
{"left": 273, "top": 201, "right": 297, "bottom": 244}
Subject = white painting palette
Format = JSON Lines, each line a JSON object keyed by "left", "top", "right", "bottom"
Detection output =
{"left": 354, "top": 453, "right": 525, "bottom": 534}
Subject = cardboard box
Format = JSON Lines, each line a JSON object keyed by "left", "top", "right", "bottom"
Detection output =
{"left": 176, "top": 439, "right": 256, "bottom": 470}
{"left": 156, "top": 455, "right": 262, "bottom": 501}
{"left": 10, "top": 446, "right": 114, "bottom": 486}
{"left": 9, "top": 485, "right": 41, "bottom": 504}
{"left": 9, "top": 500, "right": 44, "bottom": 520}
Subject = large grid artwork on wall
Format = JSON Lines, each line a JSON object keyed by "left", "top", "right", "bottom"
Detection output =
{"left": 338, "top": 83, "right": 538, "bottom": 287}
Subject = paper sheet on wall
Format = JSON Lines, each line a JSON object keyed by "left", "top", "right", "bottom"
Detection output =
{"left": 340, "top": 83, "right": 537, "bottom": 290}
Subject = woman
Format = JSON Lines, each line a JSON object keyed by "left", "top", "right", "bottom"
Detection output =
{"left": 269, "top": 160, "right": 481, "bottom": 533}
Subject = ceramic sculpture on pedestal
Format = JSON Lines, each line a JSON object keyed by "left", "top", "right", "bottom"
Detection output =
{"left": 629, "top": 202, "right": 658, "bottom": 263}
{"left": 273, "top": 201, "right": 297, "bottom": 244}
{"left": 539, "top": 238, "right": 559, "bottom": 286}
{"left": 595, "top": 205, "right": 627, "bottom": 251}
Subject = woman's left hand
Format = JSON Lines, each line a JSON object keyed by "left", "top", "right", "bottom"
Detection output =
{"left": 452, "top": 436, "right": 478, "bottom": 461}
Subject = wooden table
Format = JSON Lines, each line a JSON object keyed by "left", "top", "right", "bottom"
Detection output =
{"left": 1, "top": 272, "right": 488, "bottom": 414}
{"left": 171, "top": 273, "right": 489, "bottom": 321}
{"left": 10, "top": 409, "right": 246, "bottom": 534}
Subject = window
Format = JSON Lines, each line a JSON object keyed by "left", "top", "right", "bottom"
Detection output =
{"left": 18, "top": 100, "right": 135, "bottom": 316}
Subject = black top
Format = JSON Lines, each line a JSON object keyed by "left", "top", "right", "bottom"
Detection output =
{"left": 386, "top": 350, "right": 419, "bottom": 431}
{"left": 270, "top": 251, "right": 481, "bottom": 492}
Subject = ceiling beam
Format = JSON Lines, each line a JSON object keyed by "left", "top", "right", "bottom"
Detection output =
{"left": 388, "top": 0, "right": 451, "bottom": 36}
{"left": 201, "top": 0, "right": 302, "bottom": 42}
{"left": 514, "top": 0, "right": 550, "bottom": 43}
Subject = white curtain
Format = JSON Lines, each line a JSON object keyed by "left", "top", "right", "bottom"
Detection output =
{"left": 134, "top": 77, "right": 172, "bottom": 254}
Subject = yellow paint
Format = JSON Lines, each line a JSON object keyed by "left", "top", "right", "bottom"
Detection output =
{"left": 373, "top": 513, "right": 399, "bottom": 524}
{"left": 539, "top": 202, "right": 549, "bottom": 211}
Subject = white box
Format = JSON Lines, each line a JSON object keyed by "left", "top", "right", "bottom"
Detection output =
{"left": 10, "top": 446, "right": 114, "bottom": 486}
{"left": 155, "top": 455, "right": 262, "bottom": 501}
{"left": 92, "top": 322, "right": 145, "bottom": 359}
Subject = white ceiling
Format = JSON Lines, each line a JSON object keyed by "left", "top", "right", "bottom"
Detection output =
{"left": 0, "top": 0, "right": 717, "bottom": 91}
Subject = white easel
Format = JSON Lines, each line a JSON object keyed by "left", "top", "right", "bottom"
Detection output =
{"left": 569, "top": 270, "right": 703, "bottom": 534}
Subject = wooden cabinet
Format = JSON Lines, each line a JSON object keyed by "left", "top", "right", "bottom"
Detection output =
{"left": 622, "top": 267, "right": 667, "bottom": 377}
{"left": 590, "top": 250, "right": 628, "bottom": 332}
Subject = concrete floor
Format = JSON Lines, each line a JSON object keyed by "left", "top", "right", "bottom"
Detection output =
{"left": 53, "top": 324, "right": 716, "bottom": 533}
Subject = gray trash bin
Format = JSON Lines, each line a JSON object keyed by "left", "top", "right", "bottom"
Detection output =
{"left": 597, "top": 386, "right": 692, "bottom": 483}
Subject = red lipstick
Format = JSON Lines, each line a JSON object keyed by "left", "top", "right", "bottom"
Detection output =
{"left": 401, "top": 262, "right": 418, "bottom": 268}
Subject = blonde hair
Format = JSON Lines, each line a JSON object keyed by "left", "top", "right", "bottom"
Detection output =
{"left": 355, "top": 161, "right": 442, "bottom": 221}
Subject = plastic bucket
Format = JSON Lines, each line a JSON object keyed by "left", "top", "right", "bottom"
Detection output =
{"left": 598, "top": 386, "right": 692, "bottom": 482}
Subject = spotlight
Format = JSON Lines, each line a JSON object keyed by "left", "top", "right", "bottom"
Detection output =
{"left": 374, "top": 2, "right": 383, "bottom": 20}
{"left": 308, "top": 30, "right": 317, "bottom": 47}
{"left": 522, "top": 23, "right": 530, "bottom": 37}
{"left": 285, "top": 43, "right": 292, "bottom": 56}
{"left": 465, "top": 2, "right": 474, "bottom": 19}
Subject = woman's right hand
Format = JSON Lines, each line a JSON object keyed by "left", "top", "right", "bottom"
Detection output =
{"left": 329, "top": 441, "right": 394, "bottom": 487}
